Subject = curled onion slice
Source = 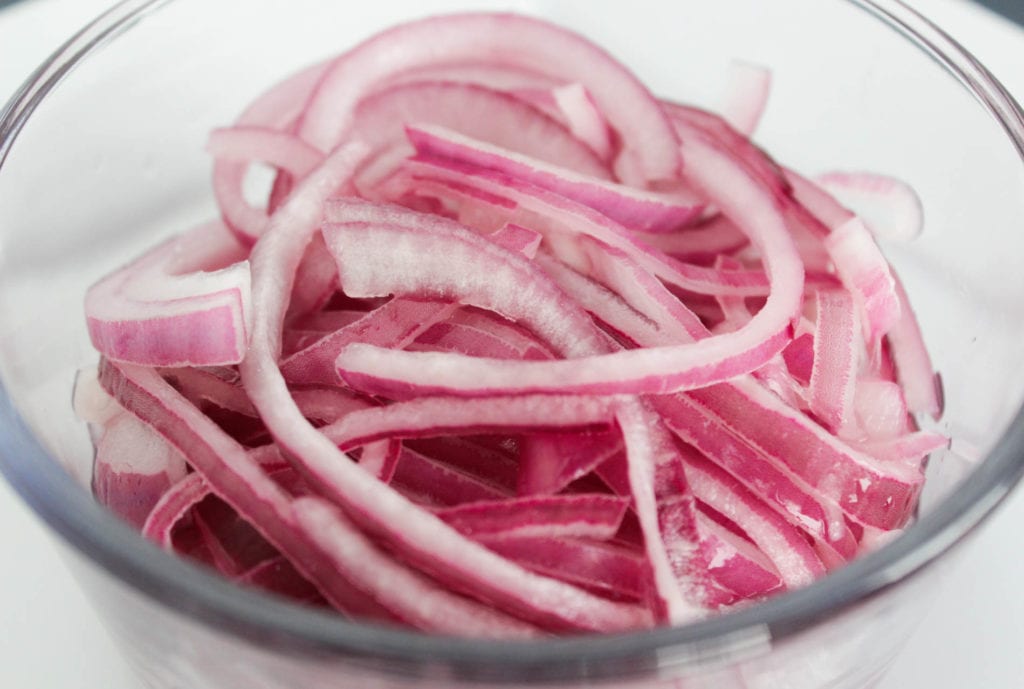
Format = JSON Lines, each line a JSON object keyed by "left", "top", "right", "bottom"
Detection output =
{"left": 298, "top": 12, "right": 680, "bottom": 183}
{"left": 85, "top": 221, "right": 252, "bottom": 367}
{"left": 814, "top": 171, "right": 924, "bottom": 242}
{"left": 209, "top": 127, "right": 324, "bottom": 242}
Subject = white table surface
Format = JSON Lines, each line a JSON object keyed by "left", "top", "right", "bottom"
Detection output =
{"left": 1, "top": 0, "right": 1023, "bottom": 687}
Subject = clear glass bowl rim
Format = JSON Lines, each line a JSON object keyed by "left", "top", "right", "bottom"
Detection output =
{"left": 2, "top": 0, "right": 1024, "bottom": 682}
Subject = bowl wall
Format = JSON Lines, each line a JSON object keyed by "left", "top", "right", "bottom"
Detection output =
{"left": 1, "top": 1, "right": 1023, "bottom": 687}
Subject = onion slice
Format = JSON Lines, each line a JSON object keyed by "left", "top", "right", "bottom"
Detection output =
{"left": 298, "top": 12, "right": 681, "bottom": 183}
{"left": 350, "top": 80, "right": 611, "bottom": 189}
{"left": 293, "top": 497, "right": 543, "bottom": 637}
{"left": 717, "top": 61, "right": 772, "bottom": 138}
{"left": 436, "top": 494, "right": 629, "bottom": 541}
{"left": 814, "top": 171, "right": 924, "bottom": 242}
{"left": 85, "top": 221, "right": 252, "bottom": 367}
{"left": 407, "top": 125, "right": 701, "bottom": 233}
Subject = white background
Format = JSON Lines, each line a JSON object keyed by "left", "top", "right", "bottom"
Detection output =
{"left": 0, "top": 0, "right": 1022, "bottom": 687}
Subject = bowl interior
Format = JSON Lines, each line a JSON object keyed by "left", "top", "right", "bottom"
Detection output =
{"left": 1, "top": 0, "right": 1023, "bottom": 662}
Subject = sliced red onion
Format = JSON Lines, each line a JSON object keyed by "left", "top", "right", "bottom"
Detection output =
{"left": 391, "top": 445, "right": 511, "bottom": 507}
{"left": 411, "top": 322, "right": 530, "bottom": 360}
{"left": 550, "top": 83, "right": 615, "bottom": 161}
{"left": 208, "top": 126, "right": 324, "bottom": 243}
{"left": 284, "top": 232, "right": 339, "bottom": 323}
{"left": 808, "top": 288, "right": 860, "bottom": 437}
{"left": 517, "top": 430, "right": 623, "bottom": 496}
{"left": 693, "top": 512, "right": 783, "bottom": 602}
{"left": 160, "top": 367, "right": 367, "bottom": 430}
{"left": 561, "top": 235, "right": 709, "bottom": 343}
{"left": 855, "top": 431, "right": 949, "bottom": 466}
{"left": 717, "top": 61, "right": 772, "bottom": 137}
{"left": 357, "top": 439, "right": 400, "bottom": 483}
{"left": 782, "top": 171, "right": 897, "bottom": 350}
{"left": 282, "top": 198, "right": 565, "bottom": 385}
{"left": 227, "top": 59, "right": 332, "bottom": 133}
{"left": 887, "top": 275, "right": 943, "bottom": 419}
{"left": 192, "top": 495, "right": 282, "bottom": 576}
{"left": 680, "top": 447, "right": 826, "bottom": 587}
{"left": 73, "top": 365, "right": 122, "bottom": 450}
{"left": 235, "top": 556, "right": 323, "bottom": 604}
{"left": 854, "top": 378, "right": 910, "bottom": 441}
{"left": 93, "top": 411, "right": 188, "bottom": 529}
{"left": 670, "top": 113, "right": 828, "bottom": 278}
{"left": 80, "top": 12, "right": 950, "bottom": 633}
{"left": 210, "top": 59, "right": 333, "bottom": 243}
{"left": 289, "top": 309, "right": 367, "bottom": 334}
{"left": 508, "top": 83, "right": 614, "bottom": 162}
{"left": 615, "top": 399, "right": 706, "bottom": 624}
{"left": 372, "top": 172, "right": 517, "bottom": 232}
{"left": 316, "top": 394, "right": 614, "bottom": 451}
{"left": 823, "top": 218, "right": 900, "bottom": 349}
{"left": 406, "top": 436, "right": 520, "bottom": 493}
{"left": 814, "top": 171, "right": 923, "bottom": 242}
{"left": 292, "top": 497, "right": 543, "bottom": 637}
{"left": 712, "top": 256, "right": 754, "bottom": 333}
{"left": 402, "top": 160, "right": 770, "bottom": 296}
{"left": 239, "top": 142, "right": 652, "bottom": 632}
{"left": 478, "top": 535, "right": 647, "bottom": 602}
{"left": 436, "top": 494, "right": 628, "bottom": 541}
{"left": 350, "top": 80, "right": 610, "bottom": 189}
{"left": 429, "top": 308, "right": 554, "bottom": 361}
{"left": 383, "top": 61, "right": 560, "bottom": 93}
{"left": 688, "top": 379, "right": 924, "bottom": 530}
{"left": 161, "top": 367, "right": 258, "bottom": 416}
{"left": 780, "top": 203, "right": 836, "bottom": 274}
{"left": 99, "top": 358, "right": 398, "bottom": 621}
{"left": 334, "top": 133, "right": 803, "bottom": 397}
{"left": 663, "top": 103, "right": 787, "bottom": 195}
{"left": 281, "top": 298, "right": 458, "bottom": 387}
{"left": 487, "top": 223, "right": 543, "bottom": 259}
{"left": 408, "top": 125, "right": 700, "bottom": 233}
{"left": 297, "top": 12, "right": 680, "bottom": 183}
{"left": 534, "top": 254, "right": 669, "bottom": 349}
{"left": 321, "top": 218, "right": 609, "bottom": 358}
{"left": 650, "top": 392, "right": 856, "bottom": 559}
{"left": 635, "top": 215, "right": 750, "bottom": 260}
{"left": 751, "top": 354, "right": 810, "bottom": 413}
{"left": 786, "top": 169, "right": 854, "bottom": 232}
{"left": 293, "top": 388, "right": 374, "bottom": 424}
{"left": 85, "top": 221, "right": 252, "bottom": 367}
{"left": 73, "top": 366, "right": 121, "bottom": 427}
{"left": 781, "top": 332, "right": 815, "bottom": 385}
{"left": 142, "top": 471, "right": 209, "bottom": 547}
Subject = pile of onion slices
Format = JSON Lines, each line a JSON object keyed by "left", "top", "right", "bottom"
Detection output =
{"left": 76, "top": 12, "right": 947, "bottom": 636}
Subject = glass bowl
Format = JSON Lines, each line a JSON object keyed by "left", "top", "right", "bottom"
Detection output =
{"left": 2, "top": 1, "right": 1023, "bottom": 688}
